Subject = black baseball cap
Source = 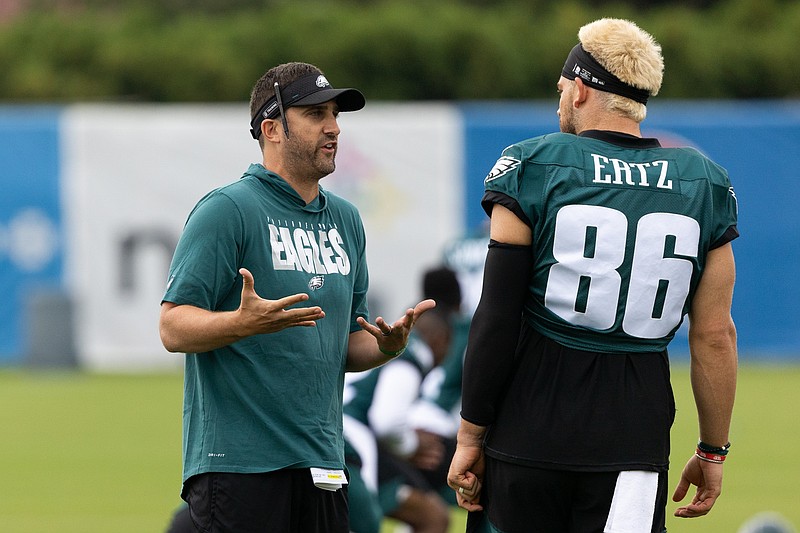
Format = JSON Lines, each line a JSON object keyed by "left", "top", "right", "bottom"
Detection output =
{"left": 250, "top": 73, "right": 365, "bottom": 139}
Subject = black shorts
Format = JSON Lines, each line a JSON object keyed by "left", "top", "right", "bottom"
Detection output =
{"left": 182, "top": 469, "right": 349, "bottom": 533}
{"left": 472, "top": 456, "right": 667, "bottom": 533}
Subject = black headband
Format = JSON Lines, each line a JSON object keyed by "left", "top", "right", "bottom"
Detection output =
{"left": 249, "top": 73, "right": 365, "bottom": 139}
{"left": 561, "top": 44, "right": 650, "bottom": 104}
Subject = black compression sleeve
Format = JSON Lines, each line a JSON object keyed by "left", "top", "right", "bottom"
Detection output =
{"left": 460, "top": 240, "right": 532, "bottom": 426}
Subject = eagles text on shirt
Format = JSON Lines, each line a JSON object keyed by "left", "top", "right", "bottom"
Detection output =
{"left": 268, "top": 221, "right": 351, "bottom": 275}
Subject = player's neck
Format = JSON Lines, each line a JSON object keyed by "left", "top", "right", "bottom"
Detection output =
{"left": 577, "top": 113, "right": 641, "bottom": 138}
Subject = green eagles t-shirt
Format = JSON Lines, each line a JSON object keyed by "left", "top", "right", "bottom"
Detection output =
{"left": 483, "top": 131, "right": 738, "bottom": 353}
{"left": 163, "top": 163, "right": 369, "bottom": 484}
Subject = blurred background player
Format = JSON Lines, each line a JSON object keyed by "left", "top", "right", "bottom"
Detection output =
{"left": 439, "top": 223, "right": 490, "bottom": 316}
{"left": 344, "top": 305, "right": 454, "bottom": 533}
{"left": 407, "top": 231, "right": 491, "bottom": 500}
{"left": 408, "top": 265, "right": 470, "bottom": 503}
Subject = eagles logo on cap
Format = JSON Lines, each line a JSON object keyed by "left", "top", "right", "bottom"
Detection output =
{"left": 250, "top": 73, "right": 366, "bottom": 140}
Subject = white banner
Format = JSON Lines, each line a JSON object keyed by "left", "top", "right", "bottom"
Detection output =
{"left": 62, "top": 103, "right": 462, "bottom": 370}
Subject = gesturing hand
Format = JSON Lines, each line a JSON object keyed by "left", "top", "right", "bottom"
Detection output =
{"left": 356, "top": 298, "right": 436, "bottom": 354}
{"left": 238, "top": 268, "right": 325, "bottom": 334}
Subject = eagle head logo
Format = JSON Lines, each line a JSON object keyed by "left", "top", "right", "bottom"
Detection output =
{"left": 308, "top": 275, "right": 325, "bottom": 291}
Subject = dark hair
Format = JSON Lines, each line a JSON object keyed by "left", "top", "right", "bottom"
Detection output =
{"left": 422, "top": 266, "right": 462, "bottom": 313}
{"left": 249, "top": 62, "right": 323, "bottom": 146}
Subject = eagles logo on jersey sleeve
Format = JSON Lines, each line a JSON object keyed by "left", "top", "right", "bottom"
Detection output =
{"left": 484, "top": 143, "right": 527, "bottom": 207}
{"left": 485, "top": 155, "right": 521, "bottom": 184}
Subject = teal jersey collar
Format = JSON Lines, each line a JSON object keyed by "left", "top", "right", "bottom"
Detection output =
{"left": 245, "top": 163, "right": 327, "bottom": 212}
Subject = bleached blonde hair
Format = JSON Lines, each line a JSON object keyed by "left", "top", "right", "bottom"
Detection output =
{"left": 578, "top": 18, "right": 664, "bottom": 122}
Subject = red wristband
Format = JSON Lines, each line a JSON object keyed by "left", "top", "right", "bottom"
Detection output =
{"left": 695, "top": 447, "right": 726, "bottom": 463}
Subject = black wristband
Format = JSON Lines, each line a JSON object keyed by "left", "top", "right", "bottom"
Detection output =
{"left": 697, "top": 440, "right": 731, "bottom": 456}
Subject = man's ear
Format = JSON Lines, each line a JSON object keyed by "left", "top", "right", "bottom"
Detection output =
{"left": 573, "top": 77, "right": 589, "bottom": 107}
{"left": 261, "top": 119, "right": 282, "bottom": 143}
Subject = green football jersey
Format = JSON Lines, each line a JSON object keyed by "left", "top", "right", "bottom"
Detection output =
{"left": 163, "top": 163, "right": 369, "bottom": 484}
{"left": 484, "top": 131, "right": 738, "bottom": 353}
{"left": 343, "top": 334, "right": 431, "bottom": 428}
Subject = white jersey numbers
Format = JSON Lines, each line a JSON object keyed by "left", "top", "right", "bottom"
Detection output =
{"left": 545, "top": 204, "right": 699, "bottom": 339}
{"left": 546, "top": 205, "right": 625, "bottom": 330}
{"left": 624, "top": 213, "right": 699, "bottom": 337}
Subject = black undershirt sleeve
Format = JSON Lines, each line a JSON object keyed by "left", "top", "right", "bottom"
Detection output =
{"left": 481, "top": 190, "right": 532, "bottom": 228}
{"left": 460, "top": 239, "right": 533, "bottom": 427}
{"left": 710, "top": 225, "right": 739, "bottom": 249}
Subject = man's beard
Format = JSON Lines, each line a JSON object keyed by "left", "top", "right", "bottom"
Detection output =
{"left": 559, "top": 107, "right": 577, "bottom": 135}
{"left": 284, "top": 136, "right": 336, "bottom": 179}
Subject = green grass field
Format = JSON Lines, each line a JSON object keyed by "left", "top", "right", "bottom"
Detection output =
{"left": 1, "top": 364, "right": 798, "bottom": 533}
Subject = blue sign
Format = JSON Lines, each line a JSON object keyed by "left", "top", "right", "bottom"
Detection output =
{"left": 0, "top": 107, "right": 63, "bottom": 362}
